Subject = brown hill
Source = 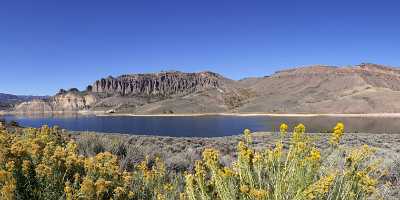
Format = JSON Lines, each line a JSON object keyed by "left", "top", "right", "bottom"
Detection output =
{"left": 238, "top": 63, "right": 400, "bottom": 113}
{"left": 13, "top": 63, "right": 400, "bottom": 114}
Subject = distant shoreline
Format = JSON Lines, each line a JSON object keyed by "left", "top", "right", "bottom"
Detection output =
{"left": 3, "top": 110, "right": 400, "bottom": 118}
{"left": 95, "top": 112, "right": 400, "bottom": 118}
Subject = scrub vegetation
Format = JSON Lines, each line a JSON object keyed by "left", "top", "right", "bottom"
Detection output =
{"left": 0, "top": 122, "right": 398, "bottom": 199}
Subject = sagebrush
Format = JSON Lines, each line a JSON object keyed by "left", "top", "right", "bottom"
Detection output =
{"left": 0, "top": 122, "right": 388, "bottom": 199}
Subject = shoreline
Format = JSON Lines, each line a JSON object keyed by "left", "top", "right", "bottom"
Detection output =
{"left": 97, "top": 112, "right": 400, "bottom": 118}
{"left": 5, "top": 110, "right": 400, "bottom": 118}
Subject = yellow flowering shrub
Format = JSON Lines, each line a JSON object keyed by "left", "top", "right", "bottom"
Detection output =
{"left": 0, "top": 125, "right": 177, "bottom": 200}
{"left": 184, "top": 123, "right": 383, "bottom": 200}
{"left": 0, "top": 122, "right": 384, "bottom": 200}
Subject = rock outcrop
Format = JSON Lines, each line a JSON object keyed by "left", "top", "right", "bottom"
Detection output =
{"left": 50, "top": 92, "right": 98, "bottom": 111}
{"left": 14, "top": 99, "right": 52, "bottom": 113}
{"left": 92, "top": 71, "right": 223, "bottom": 96}
{"left": 14, "top": 92, "right": 98, "bottom": 113}
{"left": 0, "top": 93, "right": 48, "bottom": 111}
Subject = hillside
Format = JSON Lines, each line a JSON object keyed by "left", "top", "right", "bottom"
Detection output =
{"left": 12, "top": 63, "right": 400, "bottom": 114}
{"left": 238, "top": 63, "right": 400, "bottom": 113}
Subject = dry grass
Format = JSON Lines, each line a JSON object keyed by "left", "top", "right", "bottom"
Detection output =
{"left": 73, "top": 131, "right": 400, "bottom": 169}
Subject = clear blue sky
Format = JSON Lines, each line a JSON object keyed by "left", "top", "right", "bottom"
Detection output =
{"left": 1, "top": 0, "right": 400, "bottom": 95}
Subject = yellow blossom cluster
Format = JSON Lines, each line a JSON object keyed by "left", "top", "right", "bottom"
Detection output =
{"left": 202, "top": 148, "right": 220, "bottom": 167}
{"left": 243, "top": 129, "right": 252, "bottom": 144}
{"left": 279, "top": 123, "right": 288, "bottom": 137}
{"left": 292, "top": 123, "right": 306, "bottom": 143}
{"left": 303, "top": 173, "right": 337, "bottom": 199}
{"left": 329, "top": 122, "right": 345, "bottom": 145}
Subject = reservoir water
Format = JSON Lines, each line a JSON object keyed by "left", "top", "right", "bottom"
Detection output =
{"left": 2, "top": 114, "right": 400, "bottom": 137}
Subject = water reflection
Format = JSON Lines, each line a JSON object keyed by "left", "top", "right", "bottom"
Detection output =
{"left": 6, "top": 113, "right": 84, "bottom": 119}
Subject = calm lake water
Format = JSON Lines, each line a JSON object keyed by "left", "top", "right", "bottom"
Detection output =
{"left": 2, "top": 114, "right": 400, "bottom": 137}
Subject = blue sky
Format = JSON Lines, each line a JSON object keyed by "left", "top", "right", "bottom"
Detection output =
{"left": 1, "top": 0, "right": 400, "bottom": 95}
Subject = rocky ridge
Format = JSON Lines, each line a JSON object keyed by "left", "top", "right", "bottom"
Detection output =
{"left": 92, "top": 71, "right": 223, "bottom": 97}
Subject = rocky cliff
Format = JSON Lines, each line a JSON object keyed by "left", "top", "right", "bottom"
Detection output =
{"left": 0, "top": 93, "right": 48, "bottom": 111}
{"left": 12, "top": 63, "right": 400, "bottom": 114}
{"left": 92, "top": 71, "right": 223, "bottom": 97}
{"left": 14, "top": 99, "right": 53, "bottom": 113}
{"left": 14, "top": 92, "right": 98, "bottom": 113}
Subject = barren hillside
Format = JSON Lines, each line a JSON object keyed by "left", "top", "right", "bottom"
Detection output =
{"left": 238, "top": 63, "right": 400, "bottom": 113}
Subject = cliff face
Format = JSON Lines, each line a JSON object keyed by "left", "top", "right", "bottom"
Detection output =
{"left": 14, "top": 99, "right": 53, "bottom": 113}
{"left": 51, "top": 92, "right": 98, "bottom": 111}
{"left": 92, "top": 71, "right": 222, "bottom": 97}
{"left": 0, "top": 93, "right": 48, "bottom": 111}
{"left": 14, "top": 92, "right": 98, "bottom": 113}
